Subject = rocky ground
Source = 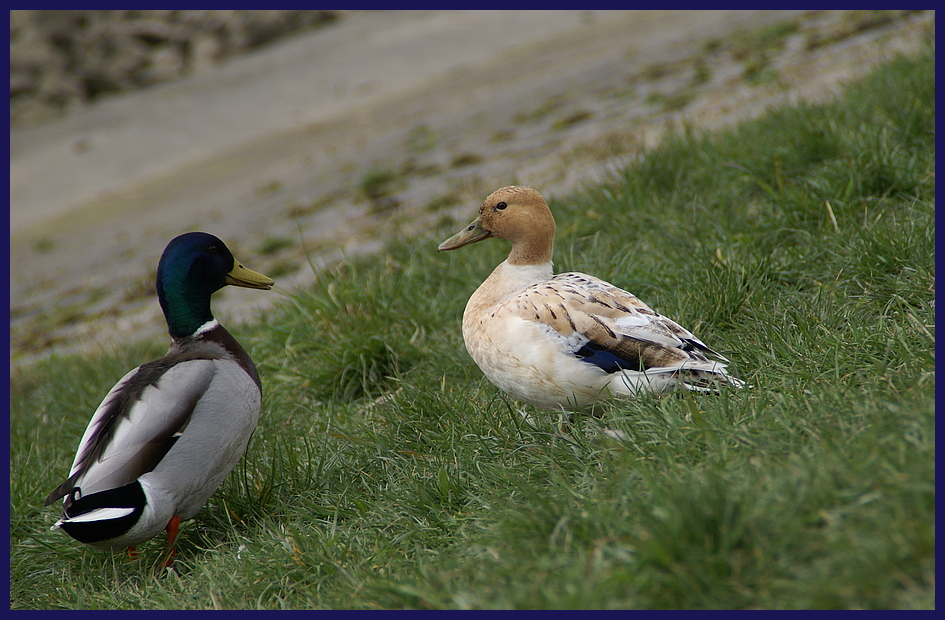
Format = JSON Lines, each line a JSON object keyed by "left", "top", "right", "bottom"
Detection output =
{"left": 10, "top": 10, "right": 341, "bottom": 126}
{"left": 9, "top": 10, "right": 934, "bottom": 366}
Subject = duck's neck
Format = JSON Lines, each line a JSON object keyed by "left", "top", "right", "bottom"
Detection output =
{"left": 159, "top": 286, "right": 215, "bottom": 340}
{"left": 506, "top": 234, "right": 553, "bottom": 267}
{"left": 470, "top": 259, "right": 554, "bottom": 308}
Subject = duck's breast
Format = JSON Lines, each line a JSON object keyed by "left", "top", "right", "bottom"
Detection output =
{"left": 462, "top": 303, "right": 611, "bottom": 410}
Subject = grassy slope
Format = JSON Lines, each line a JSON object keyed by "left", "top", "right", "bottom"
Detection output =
{"left": 10, "top": 49, "right": 934, "bottom": 609}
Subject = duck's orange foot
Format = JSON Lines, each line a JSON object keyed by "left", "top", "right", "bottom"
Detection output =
{"left": 127, "top": 545, "right": 139, "bottom": 560}
{"left": 159, "top": 515, "right": 182, "bottom": 570}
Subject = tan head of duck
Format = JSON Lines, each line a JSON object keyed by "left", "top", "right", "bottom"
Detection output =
{"left": 437, "top": 186, "right": 555, "bottom": 265}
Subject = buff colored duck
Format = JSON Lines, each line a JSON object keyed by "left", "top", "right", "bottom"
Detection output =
{"left": 45, "top": 232, "right": 273, "bottom": 565}
{"left": 437, "top": 186, "right": 745, "bottom": 412}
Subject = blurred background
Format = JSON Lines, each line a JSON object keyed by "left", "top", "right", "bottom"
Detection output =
{"left": 9, "top": 9, "right": 933, "bottom": 364}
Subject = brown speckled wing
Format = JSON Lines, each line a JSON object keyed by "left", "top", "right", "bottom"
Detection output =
{"left": 506, "top": 272, "right": 725, "bottom": 371}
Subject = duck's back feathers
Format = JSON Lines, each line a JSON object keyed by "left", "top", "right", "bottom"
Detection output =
{"left": 43, "top": 362, "right": 184, "bottom": 508}
{"left": 534, "top": 272, "right": 728, "bottom": 370}
{"left": 46, "top": 358, "right": 216, "bottom": 508}
{"left": 45, "top": 323, "right": 255, "bottom": 508}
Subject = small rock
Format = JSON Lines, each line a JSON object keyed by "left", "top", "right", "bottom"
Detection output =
{"left": 135, "top": 44, "right": 185, "bottom": 86}
{"left": 188, "top": 33, "right": 222, "bottom": 74}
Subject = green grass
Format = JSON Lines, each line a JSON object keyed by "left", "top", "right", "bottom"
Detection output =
{"left": 257, "top": 235, "right": 296, "bottom": 256}
{"left": 10, "top": 49, "right": 934, "bottom": 609}
{"left": 358, "top": 167, "right": 400, "bottom": 202}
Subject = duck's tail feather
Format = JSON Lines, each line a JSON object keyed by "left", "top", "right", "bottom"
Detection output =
{"left": 54, "top": 481, "right": 146, "bottom": 545}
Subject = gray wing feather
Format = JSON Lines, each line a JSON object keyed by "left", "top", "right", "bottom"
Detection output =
{"left": 45, "top": 360, "right": 217, "bottom": 505}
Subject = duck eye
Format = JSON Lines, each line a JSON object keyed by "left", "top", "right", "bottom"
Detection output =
{"left": 495, "top": 202, "right": 507, "bottom": 210}
{"left": 207, "top": 245, "right": 218, "bottom": 254}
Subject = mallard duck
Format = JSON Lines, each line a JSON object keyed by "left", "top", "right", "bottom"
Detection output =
{"left": 437, "top": 185, "right": 745, "bottom": 412}
{"left": 45, "top": 232, "right": 273, "bottom": 563}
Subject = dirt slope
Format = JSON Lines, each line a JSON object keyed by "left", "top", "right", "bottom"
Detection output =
{"left": 9, "top": 10, "right": 933, "bottom": 365}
